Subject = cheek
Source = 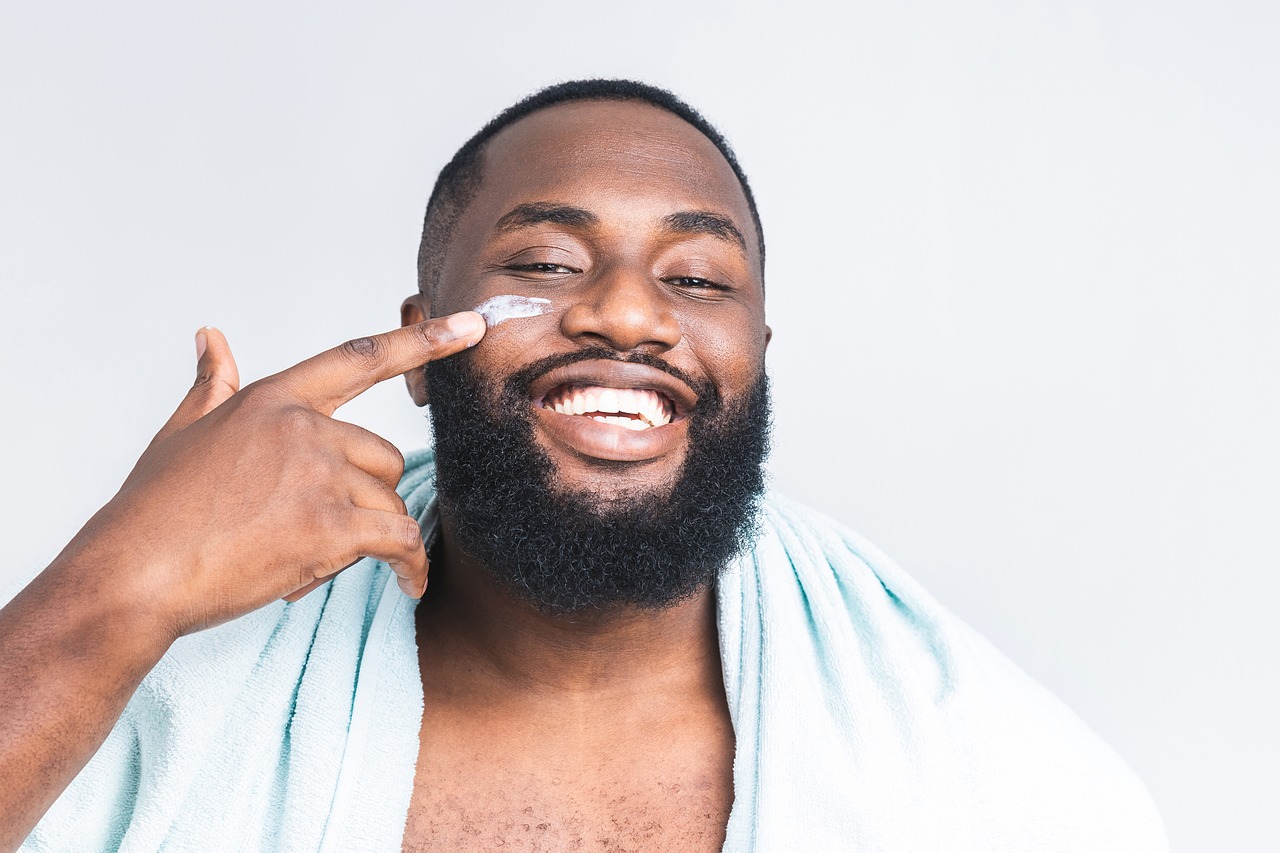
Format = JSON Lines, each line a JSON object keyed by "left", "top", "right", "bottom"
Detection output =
{"left": 677, "top": 304, "right": 768, "bottom": 395}
{"left": 465, "top": 317, "right": 564, "bottom": 380}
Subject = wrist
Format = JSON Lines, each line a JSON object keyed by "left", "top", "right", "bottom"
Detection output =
{"left": 41, "top": 537, "right": 183, "bottom": 665}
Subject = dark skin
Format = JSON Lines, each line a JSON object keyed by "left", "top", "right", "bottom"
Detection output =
{"left": 0, "top": 312, "right": 488, "bottom": 851}
{"left": 0, "top": 99, "right": 768, "bottom": 852}
{"left": 399, "top": 100, "right": 770, "bottom": 851}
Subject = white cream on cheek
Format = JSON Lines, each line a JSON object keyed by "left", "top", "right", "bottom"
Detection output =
{"left": 472, "top": 294, "right": 553, "bottom": 327}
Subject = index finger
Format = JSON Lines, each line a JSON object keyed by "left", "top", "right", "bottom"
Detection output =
{"left": 278, "top": 311, "right": 485, "bottom": 414}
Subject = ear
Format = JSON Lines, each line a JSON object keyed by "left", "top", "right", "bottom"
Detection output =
{"left": 763, "top": 324, "right": 773, "bottom": 350}
{"left": 401, "top": 292, "right": 433, "bottom": 406}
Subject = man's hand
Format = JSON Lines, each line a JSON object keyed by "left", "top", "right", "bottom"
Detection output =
{"left": 75, "top": 311, "right": 486, "bottom": 637}
{"left": 0, "top": 312, "right": 485, "bottom": 850}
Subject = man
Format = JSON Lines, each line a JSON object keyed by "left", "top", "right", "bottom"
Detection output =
{"left": 2, "top": 80, "right": 1166, "bottom": 851}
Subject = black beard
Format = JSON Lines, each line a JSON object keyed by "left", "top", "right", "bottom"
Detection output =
{"left": 425, "top": 346, "right": 771, "bottom": 615}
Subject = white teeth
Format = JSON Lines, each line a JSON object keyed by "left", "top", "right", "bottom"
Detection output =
{"left": 640, "top": 394, "right": 662, "bottom": 426}
{"left": 598, "top": 388, "right": 620, "bottom": 413}
{"left": 544, "top": 385, "right": 675, "bottom": 427}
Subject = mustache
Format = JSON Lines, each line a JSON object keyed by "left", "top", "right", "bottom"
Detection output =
{"left": 500, "top": 345, "right": 721, "bottom": 414}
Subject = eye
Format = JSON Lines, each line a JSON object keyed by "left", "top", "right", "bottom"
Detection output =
{"left": 663, "top": 275, "right": 730, "bottom": 292}
{"left": 505, "top": 263, "right": 579, "bottom": 275}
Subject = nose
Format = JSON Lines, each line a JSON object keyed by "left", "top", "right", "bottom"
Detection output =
{"left": 559, "top": 264, "right": 683, "bottom": 354}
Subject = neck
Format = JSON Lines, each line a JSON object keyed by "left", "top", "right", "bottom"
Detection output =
{"left": 415, "top": 528, "right": 725, "bottom": 703}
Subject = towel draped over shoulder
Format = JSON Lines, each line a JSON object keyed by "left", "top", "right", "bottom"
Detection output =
{"left": 23, "top": 449, "right": 1166, "bottom": 852}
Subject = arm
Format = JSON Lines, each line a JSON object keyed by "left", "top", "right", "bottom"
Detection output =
{"left": 0, "top": 545, "right": 174, "bottom": 851}
{"left": 0, "top": 314, "right": 485, "bottom": 850}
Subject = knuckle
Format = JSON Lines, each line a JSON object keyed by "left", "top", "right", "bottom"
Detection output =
{"left": 374, "top": 439, "right": 405, "bottom": 479}
{"left": 276, "top": 405, "right": 317, "bottom": 438}
{"left": 236, "top": 382, "right": 272, "bottom": 410}
{"left": 306, "top": 558, "right": 342, "bottom": 585}
{"left": 301, "top": 562, "right": 323, "bottom": 586}
{"left": 349, "top": 429, "right": 405, "bottom": 485}
{"left": 407, "top": 322, "right": 438, "bottom": 358}
{"left": 396, "top": 516, "right": 425, "bottom": 553}
{"left": 189, "top": 373, "right": 236, "bottom": 410}
{"left": 191, "top": 368, "right": 217, "bottom": 391}
{"left": 340, "top": 336, "right": 385, "bottom": 370}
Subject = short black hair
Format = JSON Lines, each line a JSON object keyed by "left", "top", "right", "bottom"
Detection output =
{"left": 416, "top": 78, "right": 765, "bottom": 296}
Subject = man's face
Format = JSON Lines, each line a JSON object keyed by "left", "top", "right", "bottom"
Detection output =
{"left": 408, "top": 100, "right": 771, "bottom": 611}
{"left": 420, "top": 100, "right": 768, "bottom": 497}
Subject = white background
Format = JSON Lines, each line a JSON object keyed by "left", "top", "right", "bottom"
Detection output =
{"left": 2, "top": 1, "right": 1276, "bottom": 849}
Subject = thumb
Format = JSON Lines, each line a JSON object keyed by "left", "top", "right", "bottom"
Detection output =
{"left": 155, "top": 327, "right": 241, "bottom": 442}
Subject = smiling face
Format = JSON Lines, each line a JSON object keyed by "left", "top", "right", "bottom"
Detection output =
{"left": 405, "top": 98, "right": 772, "bottom": 611}
{"left": 407, "top": 99, "right": 770, "bottom": 505}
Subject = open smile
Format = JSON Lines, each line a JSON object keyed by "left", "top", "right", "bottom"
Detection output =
{"left": 541, "top": 385, "right": 675, "bottom": 430}
{"left": 527, "top": 360, "right": 698, "bottom": 462}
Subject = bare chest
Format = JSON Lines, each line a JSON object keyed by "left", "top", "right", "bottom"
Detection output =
{"left": 401, "top": 732, "right": 734, "bottom": 852}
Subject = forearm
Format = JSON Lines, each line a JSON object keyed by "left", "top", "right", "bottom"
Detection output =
{"left": 0, "top": 315, "right": 470, "bottom": 850}
{"left": 0, "top": 549, "right": 175, "bottom": 851}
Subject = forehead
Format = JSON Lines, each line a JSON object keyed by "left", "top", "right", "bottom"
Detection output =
{"left": 463, "top": 100, "right": 759, "bottom": 255}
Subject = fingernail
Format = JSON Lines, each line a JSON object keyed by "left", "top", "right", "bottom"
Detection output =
{"left": 195, "top": 329, "right": 208, "bottom": 360}
{"left": 443, "top": 311, "right": 485, "bottom": 341}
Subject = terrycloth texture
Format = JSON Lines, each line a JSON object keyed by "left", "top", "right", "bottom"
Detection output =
{"left": 20, "top": 456, "right": 440, "bottom": 853}
{"left": 23, "top": 449, "right": 1166, "bottom": 852}
{"left": 718, "top": 495, "right": 1167, "bottom": 851}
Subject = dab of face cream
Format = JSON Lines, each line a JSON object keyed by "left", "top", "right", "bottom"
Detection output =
{"left": 472, "top": 294, "right": 552, "bottom": 327}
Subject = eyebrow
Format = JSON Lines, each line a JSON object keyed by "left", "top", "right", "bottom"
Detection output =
{"left": 661, "top": 211, "right": 748, "bottom": 257}
{"left": 493, "top": 202, "right": 599, "bottom": 233}
{"left": 492, "top": 201, "right": 749, "bottom": 259}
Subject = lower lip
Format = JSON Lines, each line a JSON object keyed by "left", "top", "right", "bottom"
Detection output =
{"left": 532, "top": 406, "right": 688, "bottom": 463}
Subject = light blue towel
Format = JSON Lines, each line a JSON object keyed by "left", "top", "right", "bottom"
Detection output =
{"left": 23, "top": 449, "right": 1166, "bottom": 851}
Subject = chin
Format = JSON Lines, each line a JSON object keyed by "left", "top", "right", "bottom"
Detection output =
{"left": 557, "top": 473, "right": 680, "bottom": 516}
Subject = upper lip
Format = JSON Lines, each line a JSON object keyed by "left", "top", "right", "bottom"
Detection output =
{"left": 527, "top": 359, "right": 699, "bottom": 418}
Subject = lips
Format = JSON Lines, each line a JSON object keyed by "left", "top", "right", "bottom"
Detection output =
{"left": 527, "top": 359, "right": 697, "bottom": 462}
